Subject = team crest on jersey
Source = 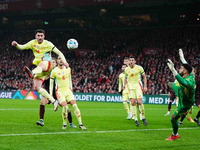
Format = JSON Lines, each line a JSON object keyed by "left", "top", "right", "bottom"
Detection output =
{"left": 62, "top": 72, "right": 64, "bottom": 75}
{"left": 37, "top": 45, "right": 40, "bottom": 49}
{"left": 58, "top": 73, "right": 61, "bottom": 75}
{"left": 131, "top": 70, "right": 134, "bottom": 73}
{"left": 33, "top": 45, "right": 36, "bottom": 47}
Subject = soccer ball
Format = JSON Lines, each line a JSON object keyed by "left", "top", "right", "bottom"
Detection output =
{"left": 67, "top": 39, "right": 78, "bottom": 50}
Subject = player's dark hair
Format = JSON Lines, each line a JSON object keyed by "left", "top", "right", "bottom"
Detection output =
{"left": 122, "top": 64, "right": 126, "bottom": 67}
{"left": 129, "top": 56, "right": 135, "bottom": 59}
{"left": 35, "top": 29, "right": 45, "bottom": 35}
{"left": 182, "top": 63, "right": 192, "bottom": 74}
{"left": 52, "top": 57, "right": 56, "bottom": 61}
{"left": 124, "top": 57, "right": 128, "bottom": 60}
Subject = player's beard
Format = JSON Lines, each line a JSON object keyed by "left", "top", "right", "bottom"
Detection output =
{"left": 179, "top": 72, "right": 184, "bottom": 77}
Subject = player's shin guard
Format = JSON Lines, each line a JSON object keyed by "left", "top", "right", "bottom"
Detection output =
{"left": 139, "top": 104, "right": 145, "bottom": 119}
{"left": 72, "top": 104, "right": 82, "bottom": 125}
{"left": 123, "top": 102, "right": 130, "bottom": 114}
{"left": 32, "top": 67, "right": 42, "bottom": 75}
{"left": 171, "top": 117, "right": 178, "bottom": 135}
{"left": 38, "top": 88, "right": 55, "bottom": 103}
{"left": 62, "top": 106, "right": 68, "bottom": 125}
{"left": 132, "top": 106, "right": 138, "bottom": 120}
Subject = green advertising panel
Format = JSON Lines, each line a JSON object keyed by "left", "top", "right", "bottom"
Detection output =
{"left": 0, "top": 90, "right": 177, "bottom": 105}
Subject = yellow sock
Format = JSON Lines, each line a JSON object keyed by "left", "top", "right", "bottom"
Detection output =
{"left": 38, "top": 88, "right": 55, "bottom": 103}
{"left": 123, "top": 102, "right": 130, "bottom": 114}
{"left": 62, "top": 106, "right": 68, "bottom": 125}
{"left": 72, "top": 104, "right": 82, "bottom": 125}
{"left": 32, "top": 67, "right": 42, "bottom": 75}
{"left": 139, "top": 104, "right": 145, "bottom": 119}
{"left": 188, "top": 106, "right": 193, "bottom": 118}
{"left": 132, "top": 106, "right": 138, "bottom": 120}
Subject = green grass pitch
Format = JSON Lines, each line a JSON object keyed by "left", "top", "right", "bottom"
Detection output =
{"left": 0, "top": 99, "right": 200, "bottom": 150}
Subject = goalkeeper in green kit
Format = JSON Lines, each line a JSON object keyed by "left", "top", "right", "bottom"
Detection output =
{"left": 166, "top": 49, "right": 195, "bottom": 141}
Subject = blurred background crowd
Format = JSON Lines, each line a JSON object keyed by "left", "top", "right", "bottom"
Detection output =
{"left": 0, "top": 26, "right": 199, "bottom": 94}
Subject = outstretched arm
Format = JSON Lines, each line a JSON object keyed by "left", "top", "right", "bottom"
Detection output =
{"left": 53, "top": 47, "right": 69, "bottom": 68}
{"left": 11, "top": 41, "right": 31, "bottom": 50}
{"left": 167, "top": 59, "right": 191, "bottom": 88}
{"left": 179, "top": 49, "right": 188, "bottom": 64}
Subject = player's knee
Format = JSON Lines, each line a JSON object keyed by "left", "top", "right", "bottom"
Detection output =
{"left": 131, "top": 101, "right": 136, "bottom": 106}
{"left": 40, "top": 101, "right": 45, "bottom": 105}
{"left": 61, "top": 101, "right": 67, "bottom": 107}
{"left": 171, "top": 114, "right": 177, "bottom": 122}
{"left": 34, "top": 86, "right": 40, "bottom": 92}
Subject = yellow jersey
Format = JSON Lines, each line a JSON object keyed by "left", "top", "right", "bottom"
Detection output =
{"left": 125, "top": 65, "right": 145, "bottom": 90}
{"left": 50, "top": 66, "right": 72, "bottom": 93}
{"left": 16, "top": 39, "right": 66, "bottom": 65}
{"left": 118, "top": 72, "right": 129, "bottom": 94}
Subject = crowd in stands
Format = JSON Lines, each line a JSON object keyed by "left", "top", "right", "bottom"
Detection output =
{"left": 0, "top": 26, "right": 200, "bottom": 95}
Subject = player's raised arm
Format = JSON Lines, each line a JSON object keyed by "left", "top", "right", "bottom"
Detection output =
{"left": 179, "top": 49, "right": 188, "bottom": 64}
{"left": 52, "top": 47, "right": 69, "bottom": 68}
{"left": 167, "top": 59, "right": 193, "bottom": 88}
{"left": 11, "top": 40, "right": 32, "bottom": 50}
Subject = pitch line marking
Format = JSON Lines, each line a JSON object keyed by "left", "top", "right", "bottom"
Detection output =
{"left": 0, "top": 127, "right": 199, "bottom": 137}
{"left": 0, "top": 108, "right": 176, "bottom": 111}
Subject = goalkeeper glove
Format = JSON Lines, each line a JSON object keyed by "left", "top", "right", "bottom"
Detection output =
{"left": 179, "top": 49, "right": 187, "bottom": 64}
{"left": 167, "top": 59, "right": 178, "bottom": 76}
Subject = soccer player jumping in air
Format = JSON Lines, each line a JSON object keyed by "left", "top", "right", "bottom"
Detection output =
{"left": 166, "top": 49, "right": 195, "bottom": 141}
{"left": 11, "top": 29, "right": 69, "bottom": 111}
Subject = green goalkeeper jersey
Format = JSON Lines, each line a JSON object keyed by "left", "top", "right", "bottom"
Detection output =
{"left": 171, "top": 73, "right": 195, "bottom": 109}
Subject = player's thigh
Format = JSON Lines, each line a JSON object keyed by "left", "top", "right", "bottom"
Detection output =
{"left": 33, "top": 78, "right": 43, "bottom": 90}
{"left": 129, "top": 89, "right": 137, "bottom": 99}
{"left": 56, "top": 92, "right": 66, "bottom": 105}
{"left": 122, "top": 93, "right": 129, "bottom": 102}
{"left": 38, "top": 61, "right": 50, "bottom": 71}
{"left": 35, "top": 61, "right": 53, "bottom": 81}
{"left": 65, "top": 90, "right": 76, "bottom": 104}
{"left": 136, "top": 87, "right": 143, "bottom": 99}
